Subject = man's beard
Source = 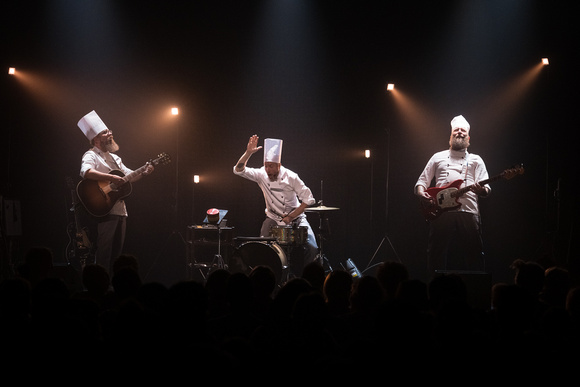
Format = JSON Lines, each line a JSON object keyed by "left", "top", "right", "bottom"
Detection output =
{"left": 267, "top": 173, "right": 278, "bottom": 182}
{"left": 450, "top": 136, "right": 469, "bottom": 151}
{"left": 104, "top": 139, "right": 120, "bottom": 153}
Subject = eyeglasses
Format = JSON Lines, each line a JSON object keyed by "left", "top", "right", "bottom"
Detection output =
{"left": 98, "top": 129, "right": 113, "bottom": 136}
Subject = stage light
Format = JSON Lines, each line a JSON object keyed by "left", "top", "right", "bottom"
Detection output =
{"left": 8, "top": 67, "right": 15, "bottom": 75}
{"left": 365, "top": 149, "right": 370, "bottom": 159}
{"left": 171, "top": 107, "right": 179, "bottom": 115}
{"left": 542, "top": 58, "right": 549, "bottom": 65}
{"left": 386, "top": 83, "right": 395, "bottom": 91}
{"left": 191, "top": 174, "right": 200, "bottom": 225}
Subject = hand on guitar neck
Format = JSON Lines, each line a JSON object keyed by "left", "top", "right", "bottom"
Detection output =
{"left": 418, "top": 163, "right": 524, "bottom": 221}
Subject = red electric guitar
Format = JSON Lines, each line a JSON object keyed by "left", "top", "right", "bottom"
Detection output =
{"left": 420, "top": 163, "right": 524, "bottom": 221}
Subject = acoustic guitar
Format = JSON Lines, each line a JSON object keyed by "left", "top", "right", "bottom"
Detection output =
{"left": 77, "top": 152, "right": 171, "bottom": 217}
{"left": 420, "top": 163, "right": 524, "bottom": 221}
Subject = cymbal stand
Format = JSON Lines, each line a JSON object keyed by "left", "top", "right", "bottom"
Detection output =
{"left": 314, "top": 211, "right": 333, "bottom": 273}
{"left": 314, "top": 182, "right": 333, "bottom": 272}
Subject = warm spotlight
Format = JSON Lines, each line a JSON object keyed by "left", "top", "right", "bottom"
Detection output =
{"left": 193, "top": 174, "right": 200, "bottom": 184}
{"left": 171, "top": 107, "right": 179, "bottom": 115}
{"left": 542, "top": 58, "right": 549, "bottom": 65}
{"left": 8, "top": 67, "right": 15, "bottom": 75}
{"left": 386, "top": 83, "right": 395, "bottom": 91}
{"left": 365, "top": 149, "right": 371, "bottom": 158}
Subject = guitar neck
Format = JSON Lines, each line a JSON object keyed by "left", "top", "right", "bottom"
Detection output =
{"left": 452, "top": 163, "right": 524, "bottom": 198}
{"left": 122, "top": 154, "right": 169, "bottom": 184}
{"left": 452, "top": 174, "right": 500, "bottom": 198}
{"left": 123, "top": 163, "right": 150, "bottom": 184}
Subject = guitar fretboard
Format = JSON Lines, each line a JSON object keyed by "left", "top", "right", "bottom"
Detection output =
{"left": 451, "top": 164, "right": 524, "bottom": 198}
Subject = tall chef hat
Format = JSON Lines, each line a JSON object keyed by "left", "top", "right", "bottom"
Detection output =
{"left": 78, "top": 110, "right": 108, "bottom": 141}
{"left": 450, "top": 115, "right": 470, "bottom": 132}
{"left": 264, "top": 138, "right": 283, "bottom": 163}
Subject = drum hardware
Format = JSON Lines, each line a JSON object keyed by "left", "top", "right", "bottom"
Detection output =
{"left": 234, "top": 236, "right": 277, "bottom": 243}
{"left": 187, "top": 238, "right": 218, "bottom": 281}
{"left": 189, "top": 259, "right": 212, "bottom": 280}
{"left": 209, "top": 223, "right": 228, "bottom": 273}
{"left": 305, "top": 200, "right": 339, "bottom": 273}
{"left": 186, "top": 209, "right": 230, "bottom": 280}
{"left": 202, "top": 209, "right": 228, "bottom": 272}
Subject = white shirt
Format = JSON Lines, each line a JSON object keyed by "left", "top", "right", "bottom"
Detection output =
{"left": 80, "top": 147, "right": 133, "bottom": 216}
{"left": 415, "top": 148, "right": 490, "bottom": 215}
{"left": 233, "top": 164, "right": 316, "bottom": 225}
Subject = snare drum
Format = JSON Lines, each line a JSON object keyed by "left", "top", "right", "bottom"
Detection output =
{"left": 270, "top": 225, "right": 308, "bottom": 245}
{"left": 235, "top": 241, "right": 288, "bottom": 283}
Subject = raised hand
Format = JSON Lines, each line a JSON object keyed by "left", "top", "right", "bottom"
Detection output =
{"left": 247, "top": 134, "right": 263, "bottom": 154}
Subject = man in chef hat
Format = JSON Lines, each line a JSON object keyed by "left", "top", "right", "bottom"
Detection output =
{"left": 234, "top": 135, "right": 319, "bottom": 279}
{"left": 77, "top": 110, "right": 154, "bottom": 274}
{"left": 414, "top": 114, "right": 491, "bottom": 278}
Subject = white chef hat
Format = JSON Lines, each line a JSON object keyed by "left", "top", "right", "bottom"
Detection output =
{"left": 450, "top": 115, "right": 470, "bottom": 132}
{"left": 78, "top": 110, "right": 108, "bottom": 141}
{"left": 264, "top": 138, "right": 283, "bottom": 163}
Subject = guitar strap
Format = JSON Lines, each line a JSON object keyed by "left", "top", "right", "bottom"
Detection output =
{"left": 108, "top": 154, "right": 121, "bottom": 170}
{"left": 464, "top": 153, "right": 470, "bottom": 184}
{"left": 92, "top": 148, "right": 119, "bottom": 171}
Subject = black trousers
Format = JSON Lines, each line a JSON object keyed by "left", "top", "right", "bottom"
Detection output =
{"left": 427, "top": 211, "right": 484, "bottom": 274}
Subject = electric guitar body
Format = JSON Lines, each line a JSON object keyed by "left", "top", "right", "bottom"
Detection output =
{"left": 420, "top": 163, "right": 525, "bottom": 221}
{"left": 421, "top": 179, "right": 464, "bottom": 220}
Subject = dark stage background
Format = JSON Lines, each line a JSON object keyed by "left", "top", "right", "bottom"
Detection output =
{"left": 1, "top": 1, "right": 577, "bottom": 287}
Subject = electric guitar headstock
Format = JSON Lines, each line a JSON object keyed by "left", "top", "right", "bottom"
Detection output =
{"left": 500, "top": 163, "right": 524, "bottom": 180}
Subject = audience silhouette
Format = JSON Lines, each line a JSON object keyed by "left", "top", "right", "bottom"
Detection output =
{"left": 248, "top": 264, "right": 276, "bottom": 321}
{"left": 2, "top": 245, "right": 579, "bottom": 372}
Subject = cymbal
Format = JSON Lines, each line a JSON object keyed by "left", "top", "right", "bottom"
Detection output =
{"left": 305, "top": 205, "right": 340, "bottom": 212}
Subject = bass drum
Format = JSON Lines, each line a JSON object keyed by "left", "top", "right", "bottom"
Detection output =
{"left": 235, "top": 241, "right": 288, "bottom": 284}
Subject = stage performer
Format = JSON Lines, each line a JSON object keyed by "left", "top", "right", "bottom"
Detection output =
{"left": 77, "top": 110, "right": 154, "bottom": 274}
{"left": 414, "top": 115, "right": 490, "bottom": 276}
{"left": 233, "top": 135, "right": 319, "bottom": 273}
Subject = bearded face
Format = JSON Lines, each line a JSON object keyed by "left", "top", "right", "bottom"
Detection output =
{"left": 93, "top": 134, "right": 119, "bottom": 153}
{"left": 103, "top": 138, "right": 120, "bottom": 153}
{"left": 449, "top": 134, "right": 470, "bottom": 150}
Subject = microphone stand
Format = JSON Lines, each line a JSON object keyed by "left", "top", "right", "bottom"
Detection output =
{"left": 364, "top": 126, "right": 401, "bottom": 273}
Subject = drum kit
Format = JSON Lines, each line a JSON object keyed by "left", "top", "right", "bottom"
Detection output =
{"left": 233, "top": 202, "right": 339, "bottom": 285}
